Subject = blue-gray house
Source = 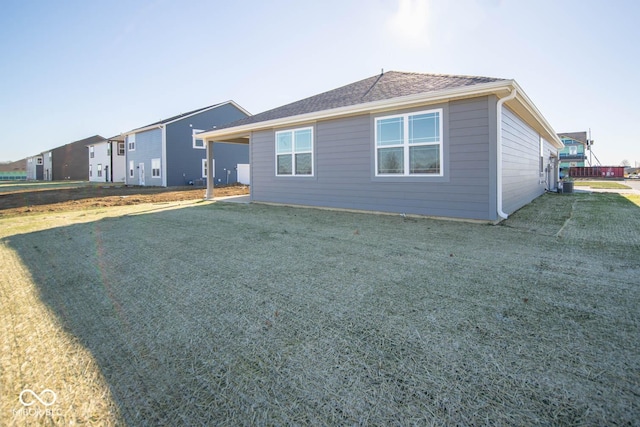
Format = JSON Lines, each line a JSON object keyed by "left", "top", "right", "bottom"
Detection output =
{"left": 196, "top": 72, "right": 563, "bottom": 221}
{"left": 122, "top": 101, "right": 250, "bottom": 187}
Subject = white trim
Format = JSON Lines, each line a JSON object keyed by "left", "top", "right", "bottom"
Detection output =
{"left": 374, "top": 108, "right": 443, "bottom": 177}
{"left": 151, "top": 158, "right": 161, "bottom": 178}
{"left": 129, "top": 160, "right": 134, "bottom": 179}
{"left": 275, "top": 126, "right": 314, "bottom": 177}
{"left": 120, "top": 101, "right": 250, "bottom": 137}
{"left": 192, "top": 129, "right": 205, "bottom": 149}
{"left": 197, "top": 81, "right": 563, "bottom": 150}
{"left": 127, "top": 134, "right": 136, "bottom": 151}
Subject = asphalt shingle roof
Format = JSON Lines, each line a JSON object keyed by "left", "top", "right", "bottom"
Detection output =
{"left": 211, "top": 71, "right": 506, "bottom": 131}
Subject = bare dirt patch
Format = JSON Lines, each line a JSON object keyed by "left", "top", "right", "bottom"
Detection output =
{"left": 0, "top": 183, "right": 248, "bottom": 217}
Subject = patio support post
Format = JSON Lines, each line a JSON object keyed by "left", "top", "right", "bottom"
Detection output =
{"left": 205, "top": 140, "right": 214, "bottom": 199}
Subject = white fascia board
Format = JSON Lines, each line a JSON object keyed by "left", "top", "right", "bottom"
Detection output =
{"left": 121, "top": 124, "right": 164, "bottom": 137}
{"left": 163, "top": 100, "right": 252, "bottom": 127}
{"left": 198, "top": 80, "right": 516, "bottom": 142}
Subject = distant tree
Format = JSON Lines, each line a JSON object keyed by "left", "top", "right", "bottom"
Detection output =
{"left": 621, "top": 159, "right": 631, "bottom": 167}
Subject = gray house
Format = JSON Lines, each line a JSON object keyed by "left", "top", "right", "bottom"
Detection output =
{"left": 196, "top": 71, "right": 562, "bottom": 221}
{"left": 123, "top": 101, "right": 250, "bottom": 187}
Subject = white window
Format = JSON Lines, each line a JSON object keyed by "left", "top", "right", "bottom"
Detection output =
{"left": 569, "top": 146, "right": 578, "bottom": 155}
{"left": 97, "top": 164, "right": 103, "bottom": 177}
{"left": 128, "top": 135, "right": 136, "bottom": 151}
{"left": 36, "top": 157, "right": 43, "bottom": 165}
{"left": 129, "top": 160, "right": 134, "bottom": 178}
{"left": 202, "top": 159, "right": 214, "bottom": 178}
{"left": 152, "top": 158, "right": 161, "bottom": 178}
{"left": 275, "top": 127, "right": 313, "bottom": 176}
{"left": 107, "top": 143, "right": 111, "bottom": 156}
{"left": 118, "top": 142, "right": 125, "bottom": 156}
{"left": 375, "top": 109, "right": 443, "bottom": 176}
{"left": 192, "top": 129, "right": 205, "bottom": 149}
{"left": 89, "top": 164, "right": 92, "bottom": 177}
{"left": 89, "top": 146, "right": 95, "bottom": 158}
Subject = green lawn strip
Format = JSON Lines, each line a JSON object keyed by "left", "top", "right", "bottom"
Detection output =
{"left": 573, "top": 181, "right": 631, "bottom": 189}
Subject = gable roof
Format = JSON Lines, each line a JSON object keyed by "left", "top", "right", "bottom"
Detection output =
{"left": 211, "top": 71, "right": 506, "bottom": 131}
{"left": 124, "top": 100, "right": 250, "bottom": 135}
{"left": 197, "top": 71, "right": 562, "bottom": 149}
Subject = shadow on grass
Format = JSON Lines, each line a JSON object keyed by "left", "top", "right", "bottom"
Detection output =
{"left": 3, "top": 196, "right": 640, "bottom": 425}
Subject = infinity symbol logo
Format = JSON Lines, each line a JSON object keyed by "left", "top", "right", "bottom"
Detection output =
{"left": 19, "top": 389, "right": 57, "bottom": 407}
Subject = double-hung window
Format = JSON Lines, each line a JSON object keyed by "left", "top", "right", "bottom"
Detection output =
{"left": 151, "top": 158, "right": 161, "bottom": 178}
{"left": 375, "top": 109, "right": 443, "bottom": 176}
{"left": 275, "top": 127, "right": 313, "bottom": 176}
{"left": 128, "top": 135, "right": 135, "bottom": 151}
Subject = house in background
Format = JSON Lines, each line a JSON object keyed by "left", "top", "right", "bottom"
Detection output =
{"left": 36, "top": 135, "right": 105, "bottom": 181}
{"left": 196, "top": 71, "right": 562, "bottom": 222}
{"left": 0, "top": 159, "right": 27, "bottom": 181}
{"left": 88, "top": 135, "right": 126, "bottom": 183}
{"left": 558, "top": 131, "right": 588, "bottom": 173}
{"left": 26, "top": 155, "right": 44, "bottom": 180}
{"left": 123, "top": 101, "right": 250, "bottom": 187}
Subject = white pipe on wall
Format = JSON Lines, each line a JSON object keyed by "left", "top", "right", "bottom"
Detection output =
{"left": 496, "top": 88, "right": 518, "bottom": 220}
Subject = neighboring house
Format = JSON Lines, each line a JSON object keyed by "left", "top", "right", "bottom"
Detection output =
{"left": 88, "top": 135, "right": 126, "bottom": 183}
{"left": 558, "top": 132, "right": 588, "bottom": 173}
{"left": 122, "top": 101, "right": 250, "bottom": 187}
{"left": 0, "top": 159, "right": 27, "bottom": 181}
{"left": 196, "top": 71, "right": 563, "bottom": 221}
{"left": 26, "top": 155, "right": 44, "bottom": 180}
{"left": 44, "top": 135, "right": 105, "bottom": 181}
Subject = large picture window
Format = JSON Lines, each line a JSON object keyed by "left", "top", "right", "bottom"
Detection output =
{"left": 275, "top": 127, "right": 313, "bottom": 176}
{"left": 375, "top": 109, "right": 443, "bottom": 176}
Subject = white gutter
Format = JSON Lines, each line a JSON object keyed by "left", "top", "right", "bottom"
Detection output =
{"left": 496, "top": 88, "right": 518, "bottom": 220}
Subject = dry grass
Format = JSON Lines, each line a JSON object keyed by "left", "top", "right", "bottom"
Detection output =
{"left": 1, "top": 194, "right": 639, "bottom": 425}
{"left": 573, "top": 181, "right": 631, "bottom": 189}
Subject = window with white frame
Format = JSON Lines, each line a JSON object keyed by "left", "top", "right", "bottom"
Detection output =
{"left": 36, "top": 157, "right": 43, "bottom": 165}
{"left": 275, "top": 127, "right": 313, "bottom": 176}
{"left": 152, "top": 158, "right": 161, "bottom": 178}
{"left": 118, "top": 142, "right": 125, "bottom": 156}
{"left": 375, "top": 109, "right": 443, "bottom": 176}
{"left": 107, "top": 143, "right": 111, "bottom": 156}
{"left": 569, "top": 146, "right": 577, "bottom": 155}
{"left": 128, "top": 135, "right": 135, "bottom": 151}
{"left": 192, "top": 129, "right": 205, "bottom": 149}
{"left": 89, "top": 164, "right": 92, "bottom": 177}
{"left": 97, "top": 164, "right": 102, "bottom": 177}
{"left": 89, "top": 146, "right": 95, "bottom": 158}
{"left": 129, "top": 160, "right": 134, "bottom": 178}
{"left": 202, "top": 159, "right": 214, "bottom": 178}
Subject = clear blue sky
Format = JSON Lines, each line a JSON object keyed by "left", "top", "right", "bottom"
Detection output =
{"left": 1, "top": 0, "right": 638, "bottom": 166}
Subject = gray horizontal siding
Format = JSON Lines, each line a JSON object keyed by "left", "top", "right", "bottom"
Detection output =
{"left": 501, "top": 106, "right": 545, "bottom": 214}
{"left": 126, "top": 128, "right": 162, "bottom": 185}
{"left": 251, "top": 97, "right": 495, "bottom": 220}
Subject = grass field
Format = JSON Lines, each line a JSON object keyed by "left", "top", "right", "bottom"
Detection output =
{"left": 573, "top": 181, "right": 631, "bottom": 189}
{"left": 1, "top": 193, "right": 639, "bottom": 425}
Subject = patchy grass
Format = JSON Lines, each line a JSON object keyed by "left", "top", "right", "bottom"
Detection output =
{"left": 1, "top": 194, "right": 639, "bottom": 425}
{"left": 573, "top": 181, "right": 631, "bottom": 189}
